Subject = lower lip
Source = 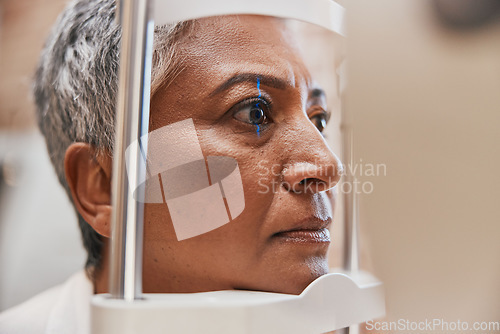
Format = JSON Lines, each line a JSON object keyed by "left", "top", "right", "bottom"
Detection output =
{"left": 274, "top": 228, "right": 331, "bottom": 243}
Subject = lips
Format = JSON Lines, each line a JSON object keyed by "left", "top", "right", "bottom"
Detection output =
{"left": 274, "top": 228, "right": 331, "bottom": 243}
{"left": 273, "top": 217, "right": 332, "bottom": 243}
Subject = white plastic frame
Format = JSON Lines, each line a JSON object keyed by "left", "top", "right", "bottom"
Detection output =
{"left": 154, "top": 0, "right": 345, "bottom": 36}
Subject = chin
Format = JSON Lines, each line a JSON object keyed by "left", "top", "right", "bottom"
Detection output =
{"left": 261, "top": 256, "right": 330, "bottom": 295}
{"left": 292, "top": 263, "right": 330, "bottom": 294}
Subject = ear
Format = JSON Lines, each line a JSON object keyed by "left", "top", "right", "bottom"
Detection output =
{"left": 65, "top": 143, "right": 113, "bottom": 238}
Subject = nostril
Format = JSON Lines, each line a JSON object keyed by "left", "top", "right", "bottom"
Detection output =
{"left": 299, "top": 178, "right": 324, "bottom": 186}
{"left": 296, "top": 178, "right": 328, "bottom": 194}
{"left": 282, "top": 162, "right": 339, "bottom": 193}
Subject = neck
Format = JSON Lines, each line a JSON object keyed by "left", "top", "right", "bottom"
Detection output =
{"left": 93, "top": 239, "right": 110, "bottom": 294}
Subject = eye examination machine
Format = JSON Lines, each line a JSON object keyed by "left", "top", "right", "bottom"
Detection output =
{"left": 90, "top": 0, "right": 386, "bottom": 333}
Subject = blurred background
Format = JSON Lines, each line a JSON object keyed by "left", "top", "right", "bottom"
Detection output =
{"left": 0, "top": 0, "right": 499, "bottom": 333}
{"left": 347, "top": 0, "right": 500, "bottom": 332}
{"left": 0, "top": 0, "right": 86, "bottom": 311}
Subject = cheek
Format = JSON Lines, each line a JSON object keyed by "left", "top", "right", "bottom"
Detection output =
{"left": 241, "top": 159, "right": 276, "bottom": 200}
{"left": 231, "top": 141, "right": 287, "bottom": 212}
{"left": 143, "top": 203, "right": 178, "bottom": 245}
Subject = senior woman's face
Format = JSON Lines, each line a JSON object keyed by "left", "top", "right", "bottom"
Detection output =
{"left": 143, "top": 15, "right": 342, "bottom": 295}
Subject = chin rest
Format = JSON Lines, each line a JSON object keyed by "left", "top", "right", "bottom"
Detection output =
{"left": 91, "top": 269, "right": 385, "bottom": 334}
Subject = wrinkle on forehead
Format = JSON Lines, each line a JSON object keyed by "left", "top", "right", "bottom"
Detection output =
{"left": 174, "top": 15, "right": 313, "bottom": 89}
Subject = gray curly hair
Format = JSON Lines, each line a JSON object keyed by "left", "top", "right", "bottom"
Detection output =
{"left": 33, "top": 0, "right": 193, "bottom": 273}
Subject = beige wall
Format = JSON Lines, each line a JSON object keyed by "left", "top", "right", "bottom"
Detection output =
{"left": 0, "top": 2, "right": 86, "bottom": 311}
{"left": 348, "top": 0, "right": 500, "bottom": 331}
{"left": 0, "top": 0, "right": 67, "bottom": 130}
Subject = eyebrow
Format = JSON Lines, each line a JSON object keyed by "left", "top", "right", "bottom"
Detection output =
{"left": 311, "top": 88, "right": 326, "bottom": 99}
{"left": 209, "top": 73, "right": 290, "bottom": 97}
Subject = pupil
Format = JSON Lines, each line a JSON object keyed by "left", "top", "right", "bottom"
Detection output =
{"left": 318, "top": 118, "right": 326, "bottom": 131}
{"left": 250, "top": 106, "right": 264, "bottom": 124}
{"left": 312, "top": 116, "right": 327, "bottom": 132}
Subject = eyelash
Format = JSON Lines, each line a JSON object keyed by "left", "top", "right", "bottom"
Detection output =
{"left": 232, "top": 96, "right": 273, "bottom": 128}
{"left": 230, "top": 95, "right": 330, "bottom": 134}
{"left": 308, "top": 108, "right": 330, "bottom": 134}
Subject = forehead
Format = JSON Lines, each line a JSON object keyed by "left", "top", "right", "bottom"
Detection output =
{"left": 184, "top": 15, "right": 290, "bottom": 47}
{"left": 174, "top": 15, "right": 310, "bottom": 86}
{"left": 150, "top": 15, "right": 316, "bottom": 127}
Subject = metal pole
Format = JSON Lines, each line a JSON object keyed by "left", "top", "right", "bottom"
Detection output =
{"left": 110, "top": 0, "right": 153, "bottom": 300}
{"left": 342, "top": 130, "right": 360, "bottom": 274}
{"left": 340, "top": 61, "right": 361, "bottom": 334}
{"left": 339, "top": 57, "right": 359, "bottom": 275}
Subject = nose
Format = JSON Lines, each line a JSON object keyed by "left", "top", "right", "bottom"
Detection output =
{"left": 282, "top": 161, "right": 342, "bottom": 194}
{"left": 281, "top": 122, "right": 343, "bottom": 194}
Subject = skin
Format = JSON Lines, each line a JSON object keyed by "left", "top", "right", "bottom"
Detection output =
{"left": 65, "top": 15, "right": 342, "bottom": 296}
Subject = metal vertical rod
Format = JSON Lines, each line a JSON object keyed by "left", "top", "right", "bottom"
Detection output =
{"left": 339, "top": 58, "right": 360, "bottom": 275}
{"left": 110, "top": 0, "right": 153, "bottom": 300}
{"left": 339, "top": 60, "right": 361, "bottom": 334}
{"left": 342, "top": 130, "right": 360, "bottom": 273}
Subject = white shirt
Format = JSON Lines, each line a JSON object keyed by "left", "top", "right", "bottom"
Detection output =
{"left": 0, "top": 271, "right": 92, "bottom": 334}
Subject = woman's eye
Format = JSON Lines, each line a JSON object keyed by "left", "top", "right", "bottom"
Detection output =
{"left": 310, "top": 113, "right": 328, "bottom": 132}
{"left": 233, "top": 99, "right": 270, "bottom": 126}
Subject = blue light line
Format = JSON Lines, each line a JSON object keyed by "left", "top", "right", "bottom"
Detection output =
{"left": 256, "top": 77, "right": 261, "bottom": 137}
